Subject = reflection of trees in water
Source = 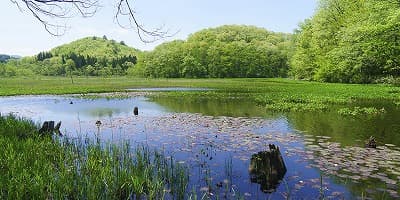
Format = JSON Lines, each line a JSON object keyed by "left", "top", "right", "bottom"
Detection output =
{"left": 89, "top": 108, "right": 120, "bottom": 118}
{"left": 286, "top": 106, "right": 400, "bottom": 146}
{"left": 151, "top": 97, "right": 265, "bottom": 117}
{"left": 249, "top": 144, "right": 287, "bottom": 193}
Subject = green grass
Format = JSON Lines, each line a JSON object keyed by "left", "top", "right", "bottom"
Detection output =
{"left": 0, "top": 114, "right": 188, "bottom": 199}
{"left": 1, "top": 76, "right": 399, "bottom": 113}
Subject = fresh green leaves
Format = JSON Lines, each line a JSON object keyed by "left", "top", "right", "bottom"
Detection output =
{"left": 134, "top": 25, "right": 292, "bottom": 78}
{"left": 290, "top": 0, "right": 400, "bottom": 83}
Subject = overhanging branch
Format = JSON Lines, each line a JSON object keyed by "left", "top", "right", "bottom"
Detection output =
{"left": 11, "top": 0, "right": 174, "bottom": 41}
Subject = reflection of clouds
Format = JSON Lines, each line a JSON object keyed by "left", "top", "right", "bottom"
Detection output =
{"left": 0, "top": 95, "right": 168, "bottom": 122}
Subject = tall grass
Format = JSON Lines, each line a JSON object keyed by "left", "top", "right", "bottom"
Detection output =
{"left": 0, "top": 114, "right": 188, "bottom": 199}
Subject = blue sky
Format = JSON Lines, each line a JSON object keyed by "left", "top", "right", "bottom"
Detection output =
{"left": 0, "top": 0, "right": 317, "bottom": 56}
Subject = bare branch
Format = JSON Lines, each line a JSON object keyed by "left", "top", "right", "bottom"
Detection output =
{"left": 11, "top": 0, "right": 175, "bottom": 42}
{"left": 115, "top": 0, "right": 175, "bottom": 43}
{"left": 11, "top": 0, "right": 99, "bottom": 36}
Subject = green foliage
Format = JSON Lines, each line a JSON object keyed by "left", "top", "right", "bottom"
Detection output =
{"left": 290, "top": 0, "right": 400, "bottom": 83}
{"left": 52, "top": 36, "right": 139, "bottom": 59}
{"left": 36, "top": 51, "right": 52, "bottom": 61}
{"left": 1, "top": 77, "right": 399, "bottom": 115}
{"left": 0, "top": 115, "right": 189, "bottom": 199}
{"left": 0, "top": 114, "right": 38, "bottom": 139}
{"left": 0, "top": 37, "right": 140, "bottom": 77}
{"left": 137, "top": 25, "right": 292, "bottom": 78}
{"left": 337, "top": 107, "right": 386, "bottom": 117}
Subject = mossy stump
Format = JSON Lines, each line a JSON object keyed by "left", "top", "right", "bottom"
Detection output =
{"left": 249, "top": 144, "right": 287, "bottom": 193}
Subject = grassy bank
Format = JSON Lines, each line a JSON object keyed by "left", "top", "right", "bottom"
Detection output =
{"left": 0, "top": 114, "right": 188, "bottom": 199}
{"left": 1, "top": 76, "right": 399, "bottom": 112}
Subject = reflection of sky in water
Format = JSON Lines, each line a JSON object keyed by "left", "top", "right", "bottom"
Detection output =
{"left": 0, "top": 95, "right": 378, "bottom": 199}
{"left": 0, "top": 95, "right": 168, "bottom": 135}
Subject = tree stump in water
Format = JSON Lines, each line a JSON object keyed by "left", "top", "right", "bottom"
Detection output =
{"left": 365, "top": 136, "right": 377, "bottom": 148}
{"left": 39, "top": 121, "right": 62, "bottom": 135}
{"left": 133, "top": 106, "right": 138, "bottom": 115}
{"left": 249, "top": 144, "right": 287, "bottom": 193}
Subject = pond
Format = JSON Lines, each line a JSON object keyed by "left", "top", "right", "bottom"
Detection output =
{"left": 1, "top": 92, "right": 400, "bottom": 199}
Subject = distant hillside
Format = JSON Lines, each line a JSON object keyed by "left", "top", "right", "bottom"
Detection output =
{"left": 18, "top": 36, "right": 141, "bottom": 76}
{"left": 0, "top": 54, "right": 21, "bottom": 62}
{"left": 51, "top": 36, "right": 140, "bottom": 59}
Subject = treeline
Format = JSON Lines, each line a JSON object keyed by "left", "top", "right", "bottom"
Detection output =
{"left": 0, "top": 36, "right": 138, "bottom": 77}
{"left": 2, "top": 0, "right": 399, "bottom": 83}
{"left": 130, "top": 25, "right": 292, "bottom": 78}
{"left": 290, "top": 0, "right": 400, "bottom": 83}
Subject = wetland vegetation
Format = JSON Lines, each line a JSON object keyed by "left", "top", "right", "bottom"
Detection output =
{"left": 0, "top": 114, "right": 188, "bottom": 199}
{"left": 1, "top": 0, "right": 399, "bottom": 199}
{"left": 1, "top": 78, "right": 400, "bottom": 199}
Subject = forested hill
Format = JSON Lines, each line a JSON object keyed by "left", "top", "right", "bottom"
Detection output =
{"left": 130, "top": 25, "right": 292, "bottom": 78}
{"left": 2, "top": 0, "right": 399, "bottom": 84}
{"left": 0, "top": 36, "right": 140, "bottom": 77}
{"left": 51, "top": 36, "right": 140, "bottom": 59}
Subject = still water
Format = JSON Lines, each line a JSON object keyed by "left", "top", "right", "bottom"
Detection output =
{"left": 1, "top": 93, "right": 399, "bottom": 199}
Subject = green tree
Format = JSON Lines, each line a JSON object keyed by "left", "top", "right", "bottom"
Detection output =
{"left": 290, "top": 0, "right": 400, "bottom": 83}
{"left": 140, "top": 25, "right": 292, "bottom": 78}
{"left": 65, "top": 59, "right": 75, "bottom": 83}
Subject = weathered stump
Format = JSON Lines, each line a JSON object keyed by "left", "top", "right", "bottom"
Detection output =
{"left": 133, "top": 106, "right": 139, "bottom": 115}
{"left": 39, "top": 121, "right": 62, "bottom": 135}
{"left": 249, "top": 144, "right": 287, "bottom": 193}
{"left": 365, "top": 136, "right": 377, "bottom": 148}
{"left": 55, "top": 121, "right": 62, "bottom": 130}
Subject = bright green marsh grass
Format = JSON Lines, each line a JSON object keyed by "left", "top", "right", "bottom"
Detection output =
{"left": 1, "top": 77, "right": 399, "bottom": 113}
{"left": 0, "top": 114, "right": 188, "bottom": 199}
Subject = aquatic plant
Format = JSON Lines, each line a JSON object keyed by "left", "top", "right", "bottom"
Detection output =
{"left": 0, "top": 114, "right": 189, "bottom": 199}
{"left": 337, "top": 107, "right": 386, "bottom": 117}
{"left": 1, "top": 77, "right": 399, "bottom": 115}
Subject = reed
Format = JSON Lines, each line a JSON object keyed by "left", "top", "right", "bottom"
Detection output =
{"left": 0, "top": 114, "right": 189, "bottom": 200}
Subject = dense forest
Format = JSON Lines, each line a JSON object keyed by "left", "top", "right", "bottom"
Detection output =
{"left": 290, "top": 0, "right": 400, "bottom": 83}
{"left": 1, "top": 0, "right": 399, "bottom": 83}
{"left": 129, "top": 25, "right": 292, "bottom": 78}
{"left": 0, "top": 36, "right": 139, "bottom": 77}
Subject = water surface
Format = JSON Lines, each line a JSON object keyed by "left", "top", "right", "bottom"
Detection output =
{"left": 1, "top": 94, "right": 399, "bottom": 199}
